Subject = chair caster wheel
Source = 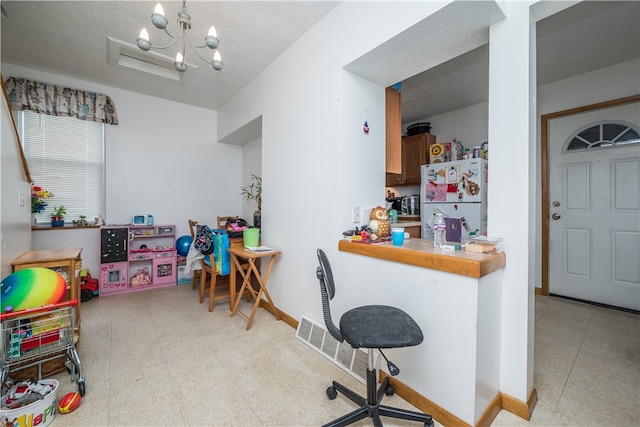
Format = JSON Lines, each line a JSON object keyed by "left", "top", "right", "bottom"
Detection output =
{"left": 326, "top": 386, "right": 337, "bottom": 400}
{"left": 385, "top": 384, "right": 394, "bottom": 396}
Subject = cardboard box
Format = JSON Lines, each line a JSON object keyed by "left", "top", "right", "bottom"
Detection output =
{"left": 429, "top": 143, "right": 445, "bottom": 163}
{"left": 177, "top": 263, "right": 192, "bottom": 285}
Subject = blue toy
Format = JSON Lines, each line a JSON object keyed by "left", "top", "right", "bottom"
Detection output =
{"left": 175, "top": 235, "right": 192, "bottom": 257}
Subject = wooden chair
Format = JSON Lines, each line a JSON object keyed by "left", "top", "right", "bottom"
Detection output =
{"left": 217, "top": 215, "right": 239, "bottom": 230}
{"left": 216, "top": 216, "right": 254, "bottom": 303}
{"left": 188, "top": 219, "right": 233, "bottom": 312}
{"left": 188, "top": 219, "right": 250, "bottom": 312}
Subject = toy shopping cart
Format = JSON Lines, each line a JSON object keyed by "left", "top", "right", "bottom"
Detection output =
{"left": 1, "top": 299, "right": 85, "bottom": 396}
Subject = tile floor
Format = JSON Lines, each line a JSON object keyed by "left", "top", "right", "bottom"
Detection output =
{"left": 20, "top": 285, "right": 640, "bottom": 426}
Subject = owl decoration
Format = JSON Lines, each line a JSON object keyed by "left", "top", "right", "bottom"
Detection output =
{"left": 368, "top": 206, "right": 390, "bottom": 241}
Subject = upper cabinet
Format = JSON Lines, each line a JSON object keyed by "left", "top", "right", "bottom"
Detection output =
{"left": 386, "top": 86, "right": 435, "bottom": 186}
{"left": 385, "top": 87, "right": 402, "bottom": 175}
{"left": 400, "top": 133, "right": 435, "bottom": 185}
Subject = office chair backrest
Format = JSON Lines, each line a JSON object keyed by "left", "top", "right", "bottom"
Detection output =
{"left": 316, "top": 249, "right": 344, "bottom": 343}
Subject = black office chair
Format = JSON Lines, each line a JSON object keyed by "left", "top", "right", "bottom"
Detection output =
{"left": 315, "top": 249, "right": 434, "bottom": 427}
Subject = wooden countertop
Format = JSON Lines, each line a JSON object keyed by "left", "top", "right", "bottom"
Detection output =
{"left": 338, "top": 239, "right": 505, "bottom": 278}
{"left": 11, "top": 248, "right": 83, "bottom": 265}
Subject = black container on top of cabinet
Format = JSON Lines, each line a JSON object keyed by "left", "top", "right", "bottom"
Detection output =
{"left": 406, "top": 122, "right": 431, "bottom": 136}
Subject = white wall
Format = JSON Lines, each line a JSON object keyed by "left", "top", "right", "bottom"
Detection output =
{"left": 242, "top": 137, "right": 262, "bottom": 222}
{"left": 411, "top": 101, "right": 489, "bottom": 149}
{"left": 0, "top": 73, "right": 31, "bottom": 278}
{"left": 217, "top": 0, "right": 448, "bottom": 331}
{"left": 216, "top": 1, "right": 512, "bottom": 423}
{"left": 1, "top": 63, "right": 244, "bottom": 275}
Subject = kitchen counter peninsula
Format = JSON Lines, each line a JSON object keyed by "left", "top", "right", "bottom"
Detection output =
{"left": 337, "top": 237, "right": 507, "bottom": 425}
{"left": 338, "top": 238, "right": 505, "bottom": 277}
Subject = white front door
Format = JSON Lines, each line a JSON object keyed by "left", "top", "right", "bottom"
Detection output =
{"left": 548, "top": 102, "right": 640, "bottom": 311}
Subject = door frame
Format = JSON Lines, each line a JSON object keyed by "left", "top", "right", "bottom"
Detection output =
{"left": 540, "top": 94, "right": 640, "bottom": 296}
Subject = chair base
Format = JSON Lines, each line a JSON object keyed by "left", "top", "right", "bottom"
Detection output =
{"left": 324, "top": 368, "right": 434, "bottom": 427}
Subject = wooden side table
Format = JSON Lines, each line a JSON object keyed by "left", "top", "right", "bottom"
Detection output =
{"left": 11, "top": 248, "right": 83, "bottom": 327}
{"left": 228, "top": 246, "right": 281, "bottom": 330}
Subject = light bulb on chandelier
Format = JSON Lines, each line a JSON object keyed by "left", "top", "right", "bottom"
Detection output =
{"left": 136, "top": 1, "right": 223, "bottom": 72}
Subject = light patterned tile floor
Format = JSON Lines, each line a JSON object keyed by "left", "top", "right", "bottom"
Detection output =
{"left": 45, "top": 285, "right": 436, "bottom": 427}
{"left": 492, "top": 295, "right": 640, "bottom": 426}
{"left": 10, "top": 286, "right": 639, "bottom": 426}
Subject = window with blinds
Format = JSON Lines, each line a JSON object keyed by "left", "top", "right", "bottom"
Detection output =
{"left": 20, "top": 110, "right": 105, "bottom": 223}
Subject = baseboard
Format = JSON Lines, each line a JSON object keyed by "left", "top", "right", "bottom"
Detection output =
{"left": 501, "top": 388, "right": 538, "bottom": 421}
{"left": 258, "top": 299, "right": 298, "bottom": 329}
{"left": 380, "top": 371, "right": 468, "bottom": 427}
{"left": 381, "top": 371, "right": 538, "bottom": 427}
{"left": 535, "top": 287, "right": 542, "bottom": 295}
{"left": 475, "top": 393, "right": 502, "bottom": 427}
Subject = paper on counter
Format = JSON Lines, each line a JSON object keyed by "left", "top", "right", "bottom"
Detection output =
{"left": 245, "top": 246, "right": 276, "bottom": 252}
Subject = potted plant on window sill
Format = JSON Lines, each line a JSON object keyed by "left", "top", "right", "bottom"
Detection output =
{"left": 241, "top": 174, "right": 262, "bottom": 228}
{"left": 51, "top": 205, "right": 67, "bottom": 227}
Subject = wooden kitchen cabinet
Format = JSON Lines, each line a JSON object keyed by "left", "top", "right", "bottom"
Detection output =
{"left": 404, "top": 225, "right": 421, "bottom": 238}
{"left": 386, "top": 132, "right": 435, "bottom": 186}
{"left": 385, "top": 87, "right": 402, "bottom": 175}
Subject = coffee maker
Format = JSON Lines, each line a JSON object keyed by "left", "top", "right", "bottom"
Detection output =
{"left": 401, "top": 195, "right": 420, "bottom": 215}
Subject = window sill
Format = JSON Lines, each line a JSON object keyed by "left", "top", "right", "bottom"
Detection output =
{"left": 32, "top": 224, "right": 101, "bottom": 231}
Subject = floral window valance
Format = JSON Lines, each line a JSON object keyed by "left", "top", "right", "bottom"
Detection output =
{"left": 4, "top": 76, "right": 119, "bottom": 125}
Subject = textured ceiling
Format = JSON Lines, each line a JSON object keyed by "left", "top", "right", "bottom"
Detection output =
{"left": 398, "top": 0, "right": 640, "bottom": 125}
{"left": 1, "top": 1, "right": 638, "bottom": 125}
{"left": 0, "top": 1, "right": 340, "bottom": 110}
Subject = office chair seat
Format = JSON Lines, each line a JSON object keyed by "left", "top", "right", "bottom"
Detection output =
{"left": 316, "top": 249, "right": 434, "bottom": 427}
{"left": 340, "top": 305, "right": 423, "bottom": 349}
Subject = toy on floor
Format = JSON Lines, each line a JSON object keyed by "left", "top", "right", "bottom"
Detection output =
{"left": 0, "top": 268, "right": 66, "bottom": 314}
{"left": 79, "top": 269, "right": 99, "bottom": 302}
{"left": 57, "top": 392, "right": 81, "bottom": 414}
{"left": 1, "top": 379, "right": 57, "bottom": 410}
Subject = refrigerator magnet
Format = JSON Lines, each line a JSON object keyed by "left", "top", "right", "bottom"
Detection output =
{"left": 446, "top": 165, "right": 460, "bottom": 183}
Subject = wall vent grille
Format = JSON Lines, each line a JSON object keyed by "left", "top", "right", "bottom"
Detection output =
{"left": 296, "top": 314, "right": 369, "bottom": 384}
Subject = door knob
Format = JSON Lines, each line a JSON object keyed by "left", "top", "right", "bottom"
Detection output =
{"left": 552, "top": 213, "right": 561, "bottom": 220}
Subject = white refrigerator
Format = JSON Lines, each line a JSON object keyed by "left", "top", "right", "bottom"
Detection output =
{"left": 420, "top": 158, "right": 488, "bottom": 240}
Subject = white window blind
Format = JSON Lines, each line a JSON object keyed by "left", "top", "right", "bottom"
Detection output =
{"left": 21, "top": 110, "right": 105, "bottom": 223}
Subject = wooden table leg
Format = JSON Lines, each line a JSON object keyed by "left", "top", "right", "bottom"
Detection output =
{"left": 254, "top": 256, "right": 281, "bottom": 322}
{"left": 231, "top": 257, "right": 254, "bottom": 317}
{"left": 229, "top": 254, "right": 237, "bottom": 311}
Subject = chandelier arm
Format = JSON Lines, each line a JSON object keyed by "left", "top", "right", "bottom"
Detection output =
{"left": 147, "top": 37, "right": 181, "bottom": 51}
{"left": 184, "top": 30, "right": 216, "bottom": 65}
{"left": 162, "top": 27, "right": 179, "bottom": 40}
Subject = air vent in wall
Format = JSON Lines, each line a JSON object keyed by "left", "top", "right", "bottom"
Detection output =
{"left": 296, "top": 314, "right": 370, "bottom": 384}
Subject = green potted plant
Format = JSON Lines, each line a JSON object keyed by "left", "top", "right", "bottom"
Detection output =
{"left": 51, "top": 205, "right": 67, "bottom": 227}
{"left": 241, "top": 174, "right": 262, "bottom": 228}
{"left": 73, "top": 214, "right": 89, "bottom": 227}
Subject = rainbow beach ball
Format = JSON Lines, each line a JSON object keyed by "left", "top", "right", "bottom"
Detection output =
{"left": 1, "top": 267, "right": 67, "bottom": 313}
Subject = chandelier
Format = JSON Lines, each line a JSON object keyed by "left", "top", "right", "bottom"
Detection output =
{"left": 136, "top": 1, "right": 223, "bottom": 72}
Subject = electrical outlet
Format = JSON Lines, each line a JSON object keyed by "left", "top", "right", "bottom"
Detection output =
{"left": 352, "top": 206, "right": 361, "bottom": 223}
{"left": 18, "top": 189, "right": 24, "bottom": 206}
